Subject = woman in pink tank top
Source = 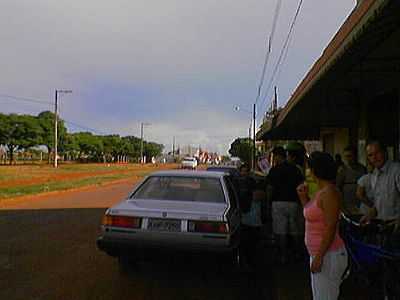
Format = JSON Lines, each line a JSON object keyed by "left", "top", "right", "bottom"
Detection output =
{"left": 297, "top": 151, "right": 347, "bottom": 300}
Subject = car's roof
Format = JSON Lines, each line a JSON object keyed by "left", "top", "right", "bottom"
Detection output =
{"left": 150, "top": 170, "right": 226, "bottom": 178}
{"left": 206, "top": 165, "right": 237, "bottom": 170}
{"left": 206, "top": 166, "right": 240, "bottom": 174}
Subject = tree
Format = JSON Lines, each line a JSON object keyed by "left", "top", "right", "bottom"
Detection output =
{"left": 101, "top": 135, "right": 131, "bottom": 162}
{"left": 0, "top": 111, "right": 164, "bottom": 164}
{"left": 144, "top": 142, "right": 164, "bottom": 160}
{"left": 228, "top": 137, "right": 252, "bottom": 166}
{"left": 122, "top": 135, "right": 142, "bottom": 162}
{"left": 0, "top": 113, "right": 42, "bottom": 164}
{"left": 37, "top": 111, "right": 67, "bottom": 163}
{"left": 101, "top": 135, "right": 120, "bottom": 162}
{"left": 73, "top": 132, "right": 104, "bottom": 161}
{"left": 62, "top": 133, "right": 80, "bottom": 161}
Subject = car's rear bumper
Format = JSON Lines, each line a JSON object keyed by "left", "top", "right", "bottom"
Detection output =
{"left": 96, "top": 228, "right": 239, "bottom": 257}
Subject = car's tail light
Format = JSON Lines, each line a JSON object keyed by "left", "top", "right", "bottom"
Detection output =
{"left": 188, "top": 221, "right": 228, "bottom": 234}
{"left": 102, "top": 215, "right": 142, "bottom": 229}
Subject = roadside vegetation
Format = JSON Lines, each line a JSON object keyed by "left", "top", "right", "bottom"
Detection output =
{"left": 0, "top": 163, "right": 177, "bottom": 200}
{"left": 0, "top": 111, "right": 164, "bottom": 165}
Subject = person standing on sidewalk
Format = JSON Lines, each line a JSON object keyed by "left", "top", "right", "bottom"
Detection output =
{"left": 267, "top": 146, "right": 304, "bottom": 264}
{"left": 237, "top": 164, "right": 261, "bottom": 269}
{"left": 297, "top": 151, "right": 347, "bottom": 300}
{"left": 361, "top": 140, "right": 400, "bottom": 224}
{"left": 336, "top": 146, "right": 367, "bottom": 215}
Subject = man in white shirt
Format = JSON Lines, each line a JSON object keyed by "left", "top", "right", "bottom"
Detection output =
{"left": 362, "top": 141, "right": 400, "bottom": 223}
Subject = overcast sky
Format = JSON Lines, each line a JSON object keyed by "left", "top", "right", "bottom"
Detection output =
{"left": 0, "top": 0, "right": 355, "bottom": 154}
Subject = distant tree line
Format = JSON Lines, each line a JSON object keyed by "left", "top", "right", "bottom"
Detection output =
{"left": 0, "top": 111, "right": 164, "bottom": 164}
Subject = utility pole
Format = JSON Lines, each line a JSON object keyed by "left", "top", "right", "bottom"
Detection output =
{"left": 140, "top": 122, "right": 151, "bottom": 163}
{"left": 54, "top": 89, "right": 72, "bottom": 168}
{"left": 140, "top": 123, "right": 144, "bottom": 163}
{"left": 234, "top": 105, "right": 255, "bottom": 168}
{"left": 54, "top": 90, "right": 58, "bottom": 168}
{"left": 172, "top": 136, "right": 175, "bottom": 157}
{"left": 253, "top": 103, "right": 256, "bottom": 171}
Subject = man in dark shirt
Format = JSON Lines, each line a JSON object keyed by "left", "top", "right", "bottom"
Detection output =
{"left": 267, "top": 146, "right": 305, "bottom": 264}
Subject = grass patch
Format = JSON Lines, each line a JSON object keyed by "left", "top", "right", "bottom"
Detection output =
{"left": 0, "top": 173, "right": 132, "bottom": 199}
{"left": 0, "top": 173, "right": 35, "bottom": 181}
{"left": 0, "top": 163, "right": 177, "bottom": 199}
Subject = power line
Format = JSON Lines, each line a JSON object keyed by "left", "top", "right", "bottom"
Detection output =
{"left": 0, "top": 93, "right": 52, "bottom": 106}
{"left": 258, "top": 0, "right": 304, "bottom": 116}
{"left": 0, "top": 94, "right": 149, "bottom": 140}
{"left": 259, "top": 0, "right": 304, "bottom": 113}
{"left": 255, "top": 0, "right": 283, "bottom": 105}
{"left": 0, "top": 93, "right": 111, "bottom": 136}
{"left": 63, "top": 119, "right": 110, "bottom": 136}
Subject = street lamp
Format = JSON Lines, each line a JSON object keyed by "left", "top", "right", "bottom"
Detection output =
{"left": 54, "top": 89, "right": 72, "bottom": 168}
{"left": 140, "top": 122, "right": 151, "bottom": 163}
{"left": 234, "top": 105, "right": 252, "bottom": 138}
{"left": 234, "top": 105, "right": 252, "bottom": 114}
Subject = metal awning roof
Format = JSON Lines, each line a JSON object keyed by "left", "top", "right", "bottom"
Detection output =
{"left": 258, "top": 0, "right": 400, "bottom": 140}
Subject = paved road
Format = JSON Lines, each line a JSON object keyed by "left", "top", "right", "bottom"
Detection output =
{"left": 0, "top": 181, "right": 364, "bottom": 300}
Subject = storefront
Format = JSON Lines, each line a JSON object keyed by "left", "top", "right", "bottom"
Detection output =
{"left": 257, "top": 0, "right": 400, "bottom": 164}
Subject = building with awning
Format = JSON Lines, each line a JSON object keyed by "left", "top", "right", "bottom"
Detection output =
{"left": 257, "top": 0, "right": 400, "bottom": 162}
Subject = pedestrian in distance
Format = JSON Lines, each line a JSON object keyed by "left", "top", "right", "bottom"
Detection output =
{"left": 297, "top": 151, "right": 348, "bottom": 300}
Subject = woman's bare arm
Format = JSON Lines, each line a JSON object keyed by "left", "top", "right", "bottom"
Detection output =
{"left": 296, "top": 183, "right": 310, "bottom": 206}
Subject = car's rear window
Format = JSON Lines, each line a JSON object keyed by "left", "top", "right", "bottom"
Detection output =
{"left": 131, "top": 176, "right": 225, "bottom": 203}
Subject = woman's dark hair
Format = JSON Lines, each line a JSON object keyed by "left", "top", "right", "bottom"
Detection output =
{"left": 308, "top": 151, "right": 337, "bottom": 181}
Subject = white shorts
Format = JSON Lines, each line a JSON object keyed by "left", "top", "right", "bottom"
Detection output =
{"left": 310, "top": 247, "right": 348, "bottom": 300}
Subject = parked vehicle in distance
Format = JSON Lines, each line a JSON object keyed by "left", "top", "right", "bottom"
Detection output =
{"left": 96, "top": 170, "right": 241, "bottom": 271}
{"left": 181, "top": 157, "right": 198, "bottom": 169}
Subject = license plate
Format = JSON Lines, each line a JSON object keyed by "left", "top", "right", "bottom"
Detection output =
{"left": 147, "top": 219, "right": 181, "bottom": 232}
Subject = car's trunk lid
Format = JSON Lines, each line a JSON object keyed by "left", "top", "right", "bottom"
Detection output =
{"left": 109, "top": 199, "right": 227, "bottom": 221}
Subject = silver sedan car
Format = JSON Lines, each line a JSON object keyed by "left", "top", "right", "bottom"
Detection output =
{"left": 96, "top": 170, "right": 241, "bottom": 268}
